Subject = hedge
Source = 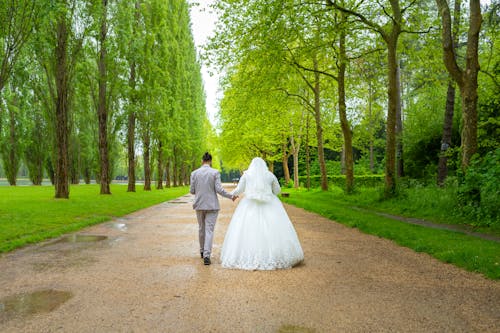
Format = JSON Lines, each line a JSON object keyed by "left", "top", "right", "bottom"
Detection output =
{"left": 296, "top": 174, "right": 384, "bottom": 188}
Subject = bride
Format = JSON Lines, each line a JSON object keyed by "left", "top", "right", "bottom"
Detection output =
{"left": 221, "top": 157, "right": 304, "bottom": 270}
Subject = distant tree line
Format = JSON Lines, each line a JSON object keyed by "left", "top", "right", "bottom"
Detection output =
{"left": 0, "top": 0, "right": 208, "bottom": 198}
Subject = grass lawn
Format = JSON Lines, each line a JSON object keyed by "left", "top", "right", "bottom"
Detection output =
{"left": 282, "top": 188, "right": 500, "bottom": 280}
{"left": 0, "top": 184, "right": 188, "bottom": 253}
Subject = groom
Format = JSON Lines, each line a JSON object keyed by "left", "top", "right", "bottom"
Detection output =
{"left": 189, "top": 152, "right": 236, "bottom": 265}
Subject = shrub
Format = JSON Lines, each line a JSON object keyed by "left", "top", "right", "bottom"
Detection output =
{"left": 298, "top": 174, "right": 384, "bottom": 188}
{"left": 457, "top": 149, "right": 500, "bottom": 227}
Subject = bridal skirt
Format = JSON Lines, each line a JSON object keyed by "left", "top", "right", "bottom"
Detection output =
{"left": 221, "top": 196, "right": 304, "bottom": 270}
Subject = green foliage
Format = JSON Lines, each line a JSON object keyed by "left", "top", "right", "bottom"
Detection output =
{"left": 457, "top": 149, "right": 500, "bottom": 226}
{"left": 0, "top": 88, "right": 23, "bottom": 185}
{"left": 298, "top": 174, "right": 384, "bottom": 189}
{"left": 282, "top": 188, "right": 500, "bottom": 279}
{"left": 477, "top": 1, "right": 500, "bottom": 155}
{"left": 0, "top": 185, "right": 188, "bottom": 253}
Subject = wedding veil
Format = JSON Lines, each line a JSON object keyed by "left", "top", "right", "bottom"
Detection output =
{"left": 244, "top": 157, "right": 272, "bottom": 202}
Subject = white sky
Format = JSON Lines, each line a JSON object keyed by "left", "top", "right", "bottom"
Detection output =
{"left": 188, "top": 0, "right": 220, "bottom": 126}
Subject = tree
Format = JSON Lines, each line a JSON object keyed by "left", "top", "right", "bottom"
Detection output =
{"left": 0, "top": 0, "right": 39, "bottom": 92}
{"left": 435, "top": 0, "right": 482, "bottom": 170}
{"left": 437, "top": 0, "right": 462, "bottom": 185}
{"left": 96, "top": 0, "right": 112, "bottom": 194}
{"left": 0, "top": 86, "right": 22, "bottom": 185}
{"left": 328, "top": 0, "right": 423, "bottom": 196}
{"left": 39, "top": 0, "right": 86, "bottom": 198}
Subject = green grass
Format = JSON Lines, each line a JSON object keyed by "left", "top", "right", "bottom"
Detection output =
{"left": 282, "top": 188, "right": 500, "bottom": 280}
{"left": 306, "top": 184, "right": 500, "bottom": 234}
{"left": 0, "top": 184, "right": 188, "bottom": 253}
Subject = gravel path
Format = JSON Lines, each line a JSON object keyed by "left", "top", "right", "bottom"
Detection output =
{"left": 0, "top": 187, "right": 499, "bottom": 332}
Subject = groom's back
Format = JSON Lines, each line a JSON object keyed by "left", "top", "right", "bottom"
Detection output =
{"left": 190, "top": 166, "right": 220, "bottom": 210}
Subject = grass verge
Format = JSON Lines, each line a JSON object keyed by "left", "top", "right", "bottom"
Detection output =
{"left": 0, "top": 184, "right": 188, "bottom": 253}
{"left": 281, "top": 188, "right": 500, "bottom": 280}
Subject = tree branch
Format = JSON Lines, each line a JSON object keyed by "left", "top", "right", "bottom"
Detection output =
{"left": 401, "top": 26, "right": 435, "bottom": 34}
{"left": 401, "top": 0, "right": 419, "bottom": 15}
{"left": 326, "top": 0, "right": 387, "bottom": 40}
{"left": 289, "top": 58, "right": 338, "bottom": 81}
{"left": 435, "top": 0, "right": 464, "bottom": 86}
{"left": 274, "top": 87, "right": 315, "bottom": 113}
{"left": 375, "top": 0, "right": 395, "bottom": 24}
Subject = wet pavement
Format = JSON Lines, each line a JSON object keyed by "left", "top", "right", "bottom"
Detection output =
{"left": 0, "top": 187, "right": 499, "bottom": 332}
{"left": 0, "top": 290, "right": 72, "bottom": 322}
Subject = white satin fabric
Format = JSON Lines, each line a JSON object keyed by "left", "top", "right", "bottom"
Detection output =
{"left": 221, "top": 158, "right": 304, "bottom": 270}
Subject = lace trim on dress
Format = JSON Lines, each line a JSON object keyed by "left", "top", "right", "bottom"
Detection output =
{"left": 222, "top": 253, "right": 304, "bottom": 271}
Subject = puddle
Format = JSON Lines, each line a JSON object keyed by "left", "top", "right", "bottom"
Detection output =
{"left": 0, "top": 290, "right": 72, "bottom": 322}
{"left": 107, "top": 223, "right": 127, "bottom": 231}
{"left": 55, "top": 235, "right": 108, "bottom": 243}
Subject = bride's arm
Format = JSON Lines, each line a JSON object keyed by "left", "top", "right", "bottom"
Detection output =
{"left": 271, "top": 174, "right": 281, "bottom": 195}
{"left": 231, "top": 174, "right": 246, "bottom": 196}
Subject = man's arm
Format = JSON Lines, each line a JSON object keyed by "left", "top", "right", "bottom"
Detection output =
{"left": 189, "top": 172, "right": 196, "bottom": 195}
{"left": 214, "top": 171, "right": 234, "bottom": 199}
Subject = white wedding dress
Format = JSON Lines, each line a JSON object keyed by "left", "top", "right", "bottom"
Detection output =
{"left": 221, "top": 158, "right": 304, "bottom": 270}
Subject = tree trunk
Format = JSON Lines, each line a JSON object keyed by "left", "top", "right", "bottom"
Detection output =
{"left": 460, "top": 1, "right": 481, "bottom": 169}
{"left": 437, "top": 0, "right": 461, "bottom": 186}
{"left": 6, "top": 101, "right": 18, "bottom": 185}
{"left": 54, "top": 13, "right": 70, "bottom": 199}
{"left": 384, "top": 35, "right": 400, "bottom": 197}
{"left": 282, "top": 140, "right": 290, "bottom": 184}
{"left": 338, "top": 24, "right": 354, "bottom": 193}
{"left": 437, "top": 80, "right": 456, "bottom": 185}
{"left": 156, "top": 140, "right": 163, "bottom": 189}
{"left": 306, "top": 112, "right": 311, "bottom": 190}
{"left": 69, "top": 147, "right": 80, "bottom": 184}
{"left": 340, "top": 148, "right": 345, "bottom": 174}
{"left": 172, "top": 147, "right": 178, "bottom": 187}
{"left": 98, "top": 0, "right": 111, "bottom": 195}
{"left": 143, "top": 130, "right": 151, "bottom": 191}
{"left": 45, "top": 156, "right": 55, "bottom": 185}
{"left": 289, "top": 123, "right": 301, "bottom": 189}
{"left": 127, "top": 1, "right": 140, "bottom": 193}
{"left": 268, "top": 158, "right": 274, "bottom": 173}
{"left": 127, "top": 106, "right": 136, "bottom": 192}
{"left": 396, "top": 61, "right": 404, "bottom": 178}
{"left": 83, "top": 166, "right": 91, "bottom": 184}
{"left": 313, "top": 56, "right": 328, "bottom": 191}
{"left": 436, "top": 0, "right": 481, "bottom": 170}
{"left": 368, "top": 80, "right": 375, "bottom": 173}
{"left": 182, "top": 163, "right": 188, "bottom": 186}
{"left": 26, "top": 103, "right": 44, "bottom": 185}
{"left": 165, "top": 159, "right": 171, "bottom": 187}
{"left": 293, "top": 149, "right": 299, "bottom": 188}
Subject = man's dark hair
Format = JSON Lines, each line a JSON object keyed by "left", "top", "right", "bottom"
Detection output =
{"left": 202, "top": 152, "right": 212, "bottom": 162}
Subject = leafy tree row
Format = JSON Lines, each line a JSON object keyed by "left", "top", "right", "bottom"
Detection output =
{"left": 206, "top": 0, "right": 498, "bottom": 196}
{"left": 0, "top": 0, "right": 207, "bottom": 198}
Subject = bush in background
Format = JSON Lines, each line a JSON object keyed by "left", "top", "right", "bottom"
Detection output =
{"left": 457, "top": 149, "right": 500, "bottom": 227}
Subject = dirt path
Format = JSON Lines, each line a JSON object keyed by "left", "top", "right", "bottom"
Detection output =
{"left": 1, "top": 186, "right": 499, "bottom": 332}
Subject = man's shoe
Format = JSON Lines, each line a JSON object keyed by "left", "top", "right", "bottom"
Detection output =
{"left": 203, "top": 257, "right": 211, "bottom": 265}
{"left": 200, "top": 252, "right": 203, "bottom": 259}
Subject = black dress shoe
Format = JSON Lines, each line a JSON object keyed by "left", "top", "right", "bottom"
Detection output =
{"left": 203, "top": 257, "right": 211, "bottom": 265}
{"left": 200, "top": 252, "right": 203, "bottom": 259}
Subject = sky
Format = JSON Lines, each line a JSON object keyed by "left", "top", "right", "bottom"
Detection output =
{"left": 188, "top": 0, "right": 220, "bottom": 126}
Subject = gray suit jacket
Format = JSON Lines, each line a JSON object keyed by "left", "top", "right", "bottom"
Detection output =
{"left": 190, "top": 164, "right": 233, "bottom": 210}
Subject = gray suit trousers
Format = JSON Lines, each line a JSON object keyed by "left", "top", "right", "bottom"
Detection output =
{"left": 196, "top": 210, "right": 219, "bottom": 258}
